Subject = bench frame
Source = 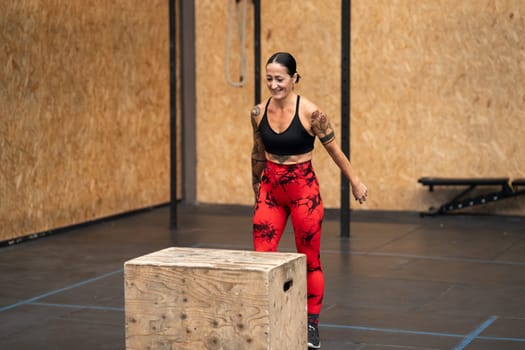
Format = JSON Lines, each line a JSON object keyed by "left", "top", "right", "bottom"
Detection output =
{"left": 418, "top": 177, "right": 525, "bottom": 216}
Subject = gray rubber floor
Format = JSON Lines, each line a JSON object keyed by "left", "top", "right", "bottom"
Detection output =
{"left": 1, "top": 204, "right": 524, "bottom": 349}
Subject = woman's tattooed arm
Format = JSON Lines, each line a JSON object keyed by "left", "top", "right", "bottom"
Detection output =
{"left": 311, "top": 110, "right": 336, "bottom": 145}
{"left": 251, "top": 106, "right": 266, "bottom": 193}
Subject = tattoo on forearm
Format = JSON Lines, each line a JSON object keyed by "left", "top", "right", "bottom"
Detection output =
{"left": 252, "top": 161, "right": 265, "bottom": 185}
{"left": 251, "top": 106, "right": 265, "bottom": 187}
{"left": 251, "top": 126, "right": 265, "bottom": 160}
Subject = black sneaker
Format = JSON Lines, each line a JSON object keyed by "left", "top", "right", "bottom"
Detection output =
{"left": 308, "top": 322, "right": 321, "bottom": 349}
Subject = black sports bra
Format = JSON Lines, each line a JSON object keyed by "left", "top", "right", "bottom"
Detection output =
{"left": 258, "top": 96, "right": 315, "bottom": 156}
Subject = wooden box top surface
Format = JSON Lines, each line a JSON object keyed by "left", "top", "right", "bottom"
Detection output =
{"left": 125, "top": 247, "right": 305, "bottom": 272}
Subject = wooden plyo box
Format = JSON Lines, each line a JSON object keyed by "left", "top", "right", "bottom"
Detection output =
{"left": 124, "top": 247, "right": 307, "bottom": 350}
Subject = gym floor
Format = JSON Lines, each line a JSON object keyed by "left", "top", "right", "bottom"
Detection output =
{"left": 1, "top": 204, "right": 524, "bottom": 350}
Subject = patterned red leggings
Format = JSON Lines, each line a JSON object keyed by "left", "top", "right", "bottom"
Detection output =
{"left": 253, "top": 160, "right": 324, "bottom": 315}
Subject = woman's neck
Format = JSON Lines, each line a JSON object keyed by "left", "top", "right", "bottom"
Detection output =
{"left": 272, "top": 93, "right": 296, "bottom": 110}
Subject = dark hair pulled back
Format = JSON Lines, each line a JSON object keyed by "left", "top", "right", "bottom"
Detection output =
{"left": 266, "top": 52, "right": 301, "bottom": 83}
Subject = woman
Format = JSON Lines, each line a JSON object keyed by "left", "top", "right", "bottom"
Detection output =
{"left": 251, "top": 52, "right": 368, "bottom": 349}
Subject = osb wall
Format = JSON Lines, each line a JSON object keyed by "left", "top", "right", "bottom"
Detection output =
{"left": 195, "top": 0, "right": 525, "bottom": 216}
{"left": 194, "top": 0, "right": 255, "bottom": 204}
{"left": 351, "top": 0, "right": 525, "bottom": 215}
{"left": 195, "top": 0, "right": 342, "bottom": 206}
{"left": 0, "top": 1, "right": 174, "bottom": 242}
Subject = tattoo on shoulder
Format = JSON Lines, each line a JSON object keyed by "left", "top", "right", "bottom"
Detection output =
{"left": 312, "top": 110, "right": 329, "bottom": 127}
{"left": 251, "top": 106, "right": 261, "bottom": 117}
{"left": 312, "top": 110, "right": 332, "bottom": 133}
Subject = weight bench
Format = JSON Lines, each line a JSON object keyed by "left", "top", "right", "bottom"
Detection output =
{"left": 418, "top": 177, "right": 525, "bottom": 216}
{"left": 513, "top": 178, "right": 525, "bottom": 190}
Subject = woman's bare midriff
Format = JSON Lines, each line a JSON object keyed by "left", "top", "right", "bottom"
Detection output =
{"left": 265, "top": 151, "right": 313, "bottom": 165}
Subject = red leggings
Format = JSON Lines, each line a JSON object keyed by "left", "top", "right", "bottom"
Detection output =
{"left": 253, "top": 160, "right": 324, "bottom": 315}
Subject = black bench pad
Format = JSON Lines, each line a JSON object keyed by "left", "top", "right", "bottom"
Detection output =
{"left": 512, "top": 178, "right": 525, "bottom": 186}
{"left": 418, "top": 177, "right": 510, "bottom": 186}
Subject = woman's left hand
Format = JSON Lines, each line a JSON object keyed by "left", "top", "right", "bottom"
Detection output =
{"left": 352, "top": 181, "right": 368, "bottom": 204}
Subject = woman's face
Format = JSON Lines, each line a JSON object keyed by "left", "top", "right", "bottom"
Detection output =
{"left": 265, "top": 62, "right": 296, "bottom": 100}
